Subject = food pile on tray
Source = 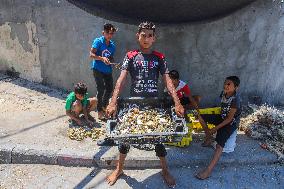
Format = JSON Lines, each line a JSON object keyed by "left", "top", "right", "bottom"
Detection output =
{"left": 106, "top": 97, "right": 188, "bottom": 144}
{"left": 114, "top": 106, "right": 175, "bottom": 135}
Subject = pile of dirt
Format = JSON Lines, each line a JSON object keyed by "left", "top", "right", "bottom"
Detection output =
{"left": 240, "top": 104, "right": 284, "bottom": 161}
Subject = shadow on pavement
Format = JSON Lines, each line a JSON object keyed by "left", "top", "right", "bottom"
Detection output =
{"left": 74, "top": 168, "right": 102, "bottom": 189}
{"left": 73, "top": 146, "right": 112, "bottom": 189}
{"left": 0, "top": 115, "right": 66, "bottom": 139}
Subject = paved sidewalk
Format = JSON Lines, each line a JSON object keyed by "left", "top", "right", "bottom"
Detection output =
{"left": 0, "top": 74, "right": 279, "bottom": 168}
{"left": 1, "top": 164, "right": 284, "bottom": 189}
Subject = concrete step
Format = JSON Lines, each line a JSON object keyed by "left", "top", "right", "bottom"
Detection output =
{"left": 0, "top": 135, "right": 278, "bottom": 168}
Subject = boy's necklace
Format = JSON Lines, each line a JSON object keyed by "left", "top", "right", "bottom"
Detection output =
{"left": 224, "top": 92, "right": 235, "bottom": 99}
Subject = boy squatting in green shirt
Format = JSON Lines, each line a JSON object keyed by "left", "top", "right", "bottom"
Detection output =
{"left": 65, "top": 82, "right": 97, "bottom": 127}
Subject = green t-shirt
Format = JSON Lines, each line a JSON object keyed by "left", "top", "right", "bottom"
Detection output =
{"left": 65, "top": 92, "right": 89, "bottom": 110}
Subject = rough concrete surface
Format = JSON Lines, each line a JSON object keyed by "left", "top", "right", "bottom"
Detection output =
{"left": 0, "top": 0, "right": 284, "bottom": 106}
{"left": 0, "top": 75, "right": 279, "bottom": 170}
{"left": 0, "top": 164, "right": 284, "bottom": 189}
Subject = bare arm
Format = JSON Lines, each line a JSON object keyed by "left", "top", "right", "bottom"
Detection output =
{"left": 66, "top": 110, "right": 82, "bottom": 125}
{"left": 163, "top": 74, "right": 181, "bottom": 106}
{"left": 89, "top": 48, "right": 102, "bottom": 60}
{"left": 82, "top": 107, "right": 89, "bottom": 120}
{"left": 109, "top": 70, "right": 128, "bottom": 105}
{"left": 89, "top": 48, "right": 110, "bottom": 64}
{"left": 163, "top": 74, "right": 184, "bottom": 116}
{"left": 188, "top": 95, "right": 199, "bottom": 110}
{"left": 215, "top": 108, "right": 237, "bottom": 130}
{"left": 106, "top": 70, "right": 128, "bottom": 118}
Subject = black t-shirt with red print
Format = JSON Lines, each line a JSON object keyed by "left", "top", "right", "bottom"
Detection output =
{"left": 121, "top": 50, "right": 169, "bottom": 97}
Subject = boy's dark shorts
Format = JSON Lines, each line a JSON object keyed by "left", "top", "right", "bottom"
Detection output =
{"left": 201, "top": 114, "right": 236, "bottom": 148}
{"left": 180, "top": 96, "right": 190, "bottom": 106}
{"left": 118, "top": 143, "right": 167, "bottom": 157}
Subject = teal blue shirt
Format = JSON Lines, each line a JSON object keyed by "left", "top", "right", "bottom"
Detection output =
{"left": 91, "top": 36, "right": 116, "bottom": 73}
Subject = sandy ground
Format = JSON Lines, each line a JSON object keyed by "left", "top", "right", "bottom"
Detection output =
{"left": 0, "top": 74, "right": 105, "bottom": 155}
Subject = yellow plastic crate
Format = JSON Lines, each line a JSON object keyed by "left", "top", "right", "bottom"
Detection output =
{"left": 199, "top": 107, "right": 221, "bottom": 115}
{"left": 166, "top": 107, "right": 221, "bottom": 147}
{"left": 167, "top": 135, "right": 193, "bottom": 147}
{"left": 165, "top": 122, "right": 192, "bottom": 147}
{"left": 187, "top": 107, "right": 221, "bottom": 131}
{"left": 190, "top": 120, "right": 215, "bottom": 130}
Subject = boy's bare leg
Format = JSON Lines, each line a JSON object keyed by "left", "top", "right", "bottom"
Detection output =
{"left": 159, "top": 157, "right": 176, "bottom": 187}
{"left": 196, "top": 144, "right": 223, "bottom": 179}
{"left": 86, "top": 97, "right": 97, "bottom": 122}
{"left": 70, "top": 100, "right": 83, "bottom": 125}
{"left": 98, "top": 111, "right": 105, "bottom": 120}
{"left": 69, "top": 111, "right": 81, "bottom": 124}
{"left": 106, "top": 153, "right": 126, "bottom": 185}
{"left": 88, "top": 97, "right": 98, "bottom": 111}
{"left": 198, "top": 114, "right": 213, "bottom": 146}
{"left": 102, "top": 106, "right": 106, "bottom": 114}
{"left": 72, "top": 100, "right": 83, "bottom": 114}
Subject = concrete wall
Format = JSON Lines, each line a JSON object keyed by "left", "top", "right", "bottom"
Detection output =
{"left": 0, "top": 0, "right": 283, "bottom": 106}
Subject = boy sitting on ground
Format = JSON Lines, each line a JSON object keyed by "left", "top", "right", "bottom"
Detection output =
{"left": 167, "top": 70, "right": 212, "bottom": 144}
{"left": 65, "top": 82, "right": 97, "bottom": 127}
{"left": 167, "top": 69, "right": 200, "bottom": 109}
{"left": 196, "top": 76, "right": 241, "bottom": 180}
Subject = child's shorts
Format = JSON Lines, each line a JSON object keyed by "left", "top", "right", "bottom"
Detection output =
{"left": 118, "top": 142, "right": 167, "bottom": 157}
{"left": 180, "top": 96, "right": 191, "bottom": 105}
{"left": 201, "top": 114, "right": 237, "bottom": 148}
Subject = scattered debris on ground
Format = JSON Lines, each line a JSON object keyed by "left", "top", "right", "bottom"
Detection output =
{"left": 240, "top": 104, "right": 284, "bottom": 161}
{"left": 67, "top": 126, "right": 105, "bottom": 141}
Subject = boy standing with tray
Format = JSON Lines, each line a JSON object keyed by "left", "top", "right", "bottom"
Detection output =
{"left": 106, "top": 21, "right": 184, "bottom": 187}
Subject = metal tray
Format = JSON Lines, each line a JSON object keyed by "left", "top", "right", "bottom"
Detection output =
{"left": 106, "top": 97, "right": 188, "bottom": 144}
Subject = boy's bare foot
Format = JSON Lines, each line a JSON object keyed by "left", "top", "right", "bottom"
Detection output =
{"left": 201, "top": 137, "right": 213, "bottom": 147}
{"left": 98, "top": 111, "right": 106, "bottom": 120}
{"left": 161, "top": 170, "right": 176, "bottom": 187}
{"left": 202, "top": 133, "right": 214, "bottom": 147}
{"left": 106, "top": 169, "right": 123, "bottom": 186}
{"left": 195, "top": 168, "right": 211, "bottom": 180}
